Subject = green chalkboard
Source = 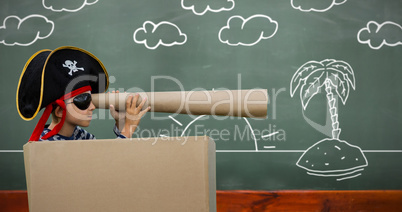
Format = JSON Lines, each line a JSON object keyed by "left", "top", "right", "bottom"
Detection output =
{"left": 1, "top": 0, "right": 401, "bottom": 190}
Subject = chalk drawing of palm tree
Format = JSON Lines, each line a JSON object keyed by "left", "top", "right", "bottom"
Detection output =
{"left": 290, "top": 59, "right": 368, "bottom": 181}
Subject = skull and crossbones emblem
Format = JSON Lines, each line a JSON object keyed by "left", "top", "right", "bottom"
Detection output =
{"left": 63, "top": 60, "right": 84, "bottom": 76}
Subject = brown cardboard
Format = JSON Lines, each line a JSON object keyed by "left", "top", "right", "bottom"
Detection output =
{"left": 92, "top": 89, "right": 268, "bottom": 118}
{"left": 24, "top": 136, "right": 216, "bottom": 212}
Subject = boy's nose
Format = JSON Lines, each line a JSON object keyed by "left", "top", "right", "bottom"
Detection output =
{"left": 88, "top": 101, "right": 96, "bottom": 111}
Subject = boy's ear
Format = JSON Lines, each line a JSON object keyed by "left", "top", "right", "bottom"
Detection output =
{"left": 54, "top": 105, "right": 64, "bottom": 119}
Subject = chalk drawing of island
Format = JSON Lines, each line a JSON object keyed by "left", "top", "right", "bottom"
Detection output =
{"left": 290, "top": 59, "right": 368, "bottom": 181}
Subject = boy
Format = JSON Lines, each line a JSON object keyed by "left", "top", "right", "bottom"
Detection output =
{"left": 16, "top": 46, "right": 149, "bottom": 141}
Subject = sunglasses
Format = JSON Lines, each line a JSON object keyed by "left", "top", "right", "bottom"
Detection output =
{"left": 66, "top": 93, "right": 92, "bottom": 110}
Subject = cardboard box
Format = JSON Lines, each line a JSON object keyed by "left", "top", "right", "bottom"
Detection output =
{"left": 24, "top": 136, "right": 216, "bottom": 212}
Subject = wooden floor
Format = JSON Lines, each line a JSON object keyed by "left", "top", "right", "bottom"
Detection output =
{"left": 1, "top": 190, "right": 402, "bottom": 212}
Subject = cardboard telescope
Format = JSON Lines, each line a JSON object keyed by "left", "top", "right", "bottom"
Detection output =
{"left": 92, "top": 89, "right": 268, "bottom": 118}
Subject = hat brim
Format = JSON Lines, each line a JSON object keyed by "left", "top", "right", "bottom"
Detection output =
{"left": 16, "top": 49, "right": 52, "bottom": 121}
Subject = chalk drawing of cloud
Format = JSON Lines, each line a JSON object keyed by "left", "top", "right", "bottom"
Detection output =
{"left": 218, "top": 14, "right": 278, "bottom": 46}
{"left": 133, "top": 21, "right": 187, "bottom": 50}
{"left": 0, "top": 14, "right": 54, "bottom": 46}
{"left": 181, "top": 0, "right": 235, "bottom": 16}
{"left": 42, "top": 0, "right": 98, "bottom": 12}
{"left": 357, "top": 21, "right": 402, "bottom": 50}
{"left": 291, "top": 0, "right": 347, "bottom": 12}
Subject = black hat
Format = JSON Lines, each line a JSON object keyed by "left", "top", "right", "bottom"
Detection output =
{"left": 16, "top": 46, "right": 109, "bottom": 141}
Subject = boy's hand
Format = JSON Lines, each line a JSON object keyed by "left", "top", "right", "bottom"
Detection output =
{"left": 121, "top": 93, "right": 151, "bottom": 138}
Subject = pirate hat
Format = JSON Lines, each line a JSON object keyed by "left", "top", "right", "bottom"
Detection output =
{"left": 16, "top": 46, "right": 109, "bottom": 141}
